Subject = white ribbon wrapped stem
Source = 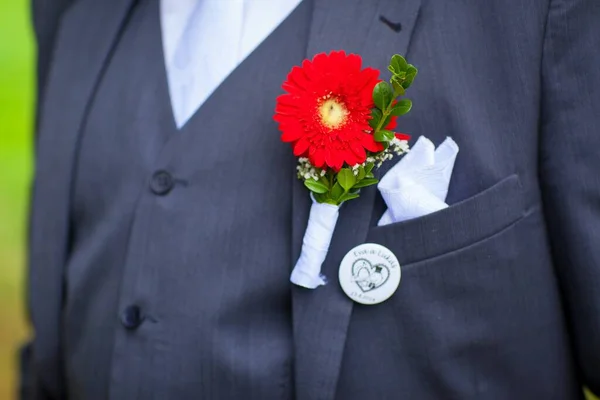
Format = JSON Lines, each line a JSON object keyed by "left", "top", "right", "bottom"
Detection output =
{"left": 290, "top": 199, "right": 340, "bottom": 289}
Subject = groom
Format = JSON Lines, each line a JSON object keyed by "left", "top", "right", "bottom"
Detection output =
{"left": 23, "top": 0, "right": 600, "bottom": 399}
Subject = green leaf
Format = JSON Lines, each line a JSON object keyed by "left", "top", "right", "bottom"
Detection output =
{"left": 391, "top": 77, "right": 406, "bottom": 96}
{"left": 313, "top": 192, "right": 327, "bottom": 203}
{"left": 369, "top": 108, "right": 382, "bottom": 129}
{"left": 365, "top": 162, "right": 374, "bottom": 174}
{"left": 381, "top": 112, "right": 394, "bottom": 129}
{"left": 390, "top": 54, "right": 408, "bottom": 74}
{"left": 304, "top": 179, "right": 328, "bottom": 194}
{"left": 381, "top": 129, "right": 396, "bottom": 140}
{"left": 338, "top": 192, "right": 360, "bottom": 203}
{"left": 366, "top": 172, "right": 375, "bottom": 178}
{"left": 402, "top": 71, "right": 417, "bottom": 89}
{"left": 357, "top": 166, "right": 366, "bottom": 181}
{"left": 318, "top": 175, "right": 330, "bottom": 188}
{"left": 389, "top": 99, "right": 412, "bottom": 116}
{"left": 353, "top": 178, "right": 379, "bottom": 189}
{"left": 374, "top": 130, "right": 387, "bottom": 142}
{"left": 373, "top": 82, "right": 394, "bottom": 110}
{"left": 406, "top": 65, "right": 418, "bottom": 75}
{"left": 337, "top": 168, "right": 356, "bottom": 191}
{"left": 323, "top": 199, "right": 339, "bottom": 205}
{"left": 374, "top": 129, "right": 395, "bottom": 142}
{"left": 331, "top": 182, "right": 344, "bottom": 201}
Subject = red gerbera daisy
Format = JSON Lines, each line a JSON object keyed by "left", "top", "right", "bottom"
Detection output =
{"left": 274, "top": 51, "right": 388, "bottom": 171}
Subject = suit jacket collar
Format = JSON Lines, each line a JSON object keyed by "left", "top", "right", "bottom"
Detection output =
{"left": 291, "top": 1, "right": 422, "bottom": 399}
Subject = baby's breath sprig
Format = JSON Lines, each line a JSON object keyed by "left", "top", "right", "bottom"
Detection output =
{"left": 371, "top": 137, "right": 410, "bottom": 168}
{"left": 296, "top": 157, "right": 327, "bottom": 181}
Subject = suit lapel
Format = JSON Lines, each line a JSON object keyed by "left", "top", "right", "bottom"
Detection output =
{"left": 30, "top": 0, "right": 135, "bottom": 395}
{"left": 291, "top": 1, "right": 422, "bottom": 399}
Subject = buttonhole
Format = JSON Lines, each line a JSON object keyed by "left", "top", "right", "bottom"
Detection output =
{"left": 379, "top": 15, "right": 402, "bottom": 32}
{"left": 146, "top": 315, "right": 158, "bottom": 323}
{"left": 173, "top": 178, "right": 189, "bottom": 187}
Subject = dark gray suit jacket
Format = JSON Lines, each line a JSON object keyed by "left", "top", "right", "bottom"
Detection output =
{"left": 23, "top": 0, "right": 600, "bottom": 398}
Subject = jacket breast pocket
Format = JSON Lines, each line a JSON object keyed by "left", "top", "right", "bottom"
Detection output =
{"left": 366, "top": 174, "right": 527, "bottom": 265}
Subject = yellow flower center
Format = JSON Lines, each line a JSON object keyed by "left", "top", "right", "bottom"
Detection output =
{"left": 319, "top": 98, "right": 348, "bottom": 129}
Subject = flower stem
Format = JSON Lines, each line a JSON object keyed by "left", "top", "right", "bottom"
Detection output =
{"left": 374, "top": 109, "right": 391, "bottom": 133}
{"left": 374, "top": 84, "right": 404, "bottom": 134}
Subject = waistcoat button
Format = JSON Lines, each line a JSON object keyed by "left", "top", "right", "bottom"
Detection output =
{"left": 150, "top": 170, "right": 174, "bottom": 195}
{"left": 121, "top": 305, "right": 144, "bottom": 330}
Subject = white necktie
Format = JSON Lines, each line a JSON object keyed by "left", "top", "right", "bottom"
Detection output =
{"left": 165, "top": 0, "right": 244, "bottom": 128}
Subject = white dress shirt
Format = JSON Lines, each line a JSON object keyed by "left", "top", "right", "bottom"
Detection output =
{"left": 160, "top": 0, "right": 303, "bottom": 128}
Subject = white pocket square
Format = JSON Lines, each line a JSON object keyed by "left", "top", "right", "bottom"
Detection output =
{"left": 378, "top": 136, "right": 459, "bottom": 226}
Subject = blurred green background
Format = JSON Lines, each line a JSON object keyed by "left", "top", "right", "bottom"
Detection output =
{"left": 0, "top": 1, "right": 597, "bottom": 400}
{"left": 0, "top": 0, "right": 33, "bottom": 398}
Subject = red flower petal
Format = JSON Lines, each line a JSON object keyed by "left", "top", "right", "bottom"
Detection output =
{"left": 312, "top": 148, "right": 326, "bottom": 168}
{"left": 275, "top": 51, "right": 384, "bottom": 170}
{"left": 281, "top": 126, "right": 304, "bottom": 142}
{"left": 395, "top": 133, "right": 411, "bottom": 141}
{"left": 350, "top": 142, "right": 366, "bottom": 161}
{"left": 360, "top": 133, "right": 381, "bottom": 152}
{"left": 344, "top": 149, "right": 361, "bottom": 167}
{"left": 324, "top": 149, "right": 336, "bottom": 170}
{"left": 385, "top": 115, "right": 398, "bottom": 130}
{"left": 293, "top": 137, "right": 311, "bottom": 156}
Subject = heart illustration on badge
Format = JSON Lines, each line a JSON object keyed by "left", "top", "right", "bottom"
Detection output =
{"left": 351, "top": 258, "right": 390, "bottom": 292}
{"left": 339, "top": 244, "right": 401, "bottom": 305}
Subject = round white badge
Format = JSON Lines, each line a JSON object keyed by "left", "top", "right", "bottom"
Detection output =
{"left": 338, "top": 243, "right": 401, "bottom": 305}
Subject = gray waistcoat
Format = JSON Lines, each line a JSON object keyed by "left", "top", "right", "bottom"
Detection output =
{"left": 63, "top": 1, "right": 311, "bottom": 398}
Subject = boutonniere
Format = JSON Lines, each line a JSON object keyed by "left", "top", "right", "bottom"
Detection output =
{"left": 274, "top": 51, "right": 418, "bottom": 289}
